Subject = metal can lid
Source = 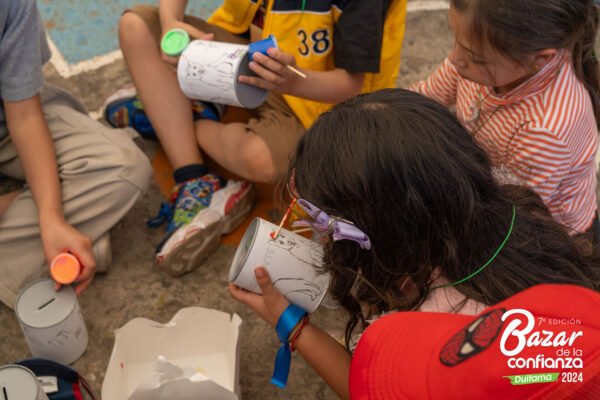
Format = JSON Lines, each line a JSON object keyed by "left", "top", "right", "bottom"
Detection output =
{"left": 161, "top": 28, "right": 190, "bottom": 57}
{"left": 0, "top": 365, "right": 41, "bottom": 399}
{"left": 15, "top": 279, "right": 77, "bottom": 329}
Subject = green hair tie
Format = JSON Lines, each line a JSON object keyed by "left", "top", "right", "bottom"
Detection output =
{"left": 434, "top": 205, "right": 517, "bottom": 289}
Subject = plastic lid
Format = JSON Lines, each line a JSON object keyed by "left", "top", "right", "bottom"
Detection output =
{"left": 270, "top": 34, "right": 278, "bottom": 48}
{"left": 248, "top": 34, "right": 279, "bottom": 59}
{"left": 161, "top": 28, "right": 190, "bottom": 57}
{"left": 0, "top": 365, "right": 41, "bottom": 399}
{"left": 50, "top": 253, "right": 80, "bottom": 284}
{"left": 15, "top": 279, "right": 77, "bottom": 329}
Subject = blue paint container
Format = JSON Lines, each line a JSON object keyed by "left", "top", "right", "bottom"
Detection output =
{"left": 248, "top": 35, "right": 279, "bottom": 59}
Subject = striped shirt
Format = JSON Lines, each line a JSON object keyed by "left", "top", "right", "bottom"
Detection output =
{"left": 411, "top": 52, "right": 598, "bottom": 233}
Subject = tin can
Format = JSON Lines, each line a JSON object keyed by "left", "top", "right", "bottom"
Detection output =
{"left": 177, "top": 40, "right": 268, "bottom": 108}
{"left": 0, "top": 364, "right": 49, "bottom": 400}
{"left": 15, "top": 279, "right": 88, "bottom": 364}
{"left": 229, "top": 218, "right": 329, "bottom": 312}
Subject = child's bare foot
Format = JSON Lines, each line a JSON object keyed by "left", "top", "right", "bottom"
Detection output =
{"left": 0, "top": 190, "right": 20, "bottom": 215}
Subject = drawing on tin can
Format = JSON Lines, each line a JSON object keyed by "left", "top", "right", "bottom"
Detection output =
{"left": 183, "top": 43, "right": 245, "bottom": 93}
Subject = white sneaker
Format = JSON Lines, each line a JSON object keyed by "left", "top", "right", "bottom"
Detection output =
{"left": 210, "top": 180, "right": 255, "bottom": 234}
{"left": 156, "top": 180, "right": 255, "bottom": 276}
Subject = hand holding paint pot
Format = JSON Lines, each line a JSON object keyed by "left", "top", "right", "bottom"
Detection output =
{"left": 247, "top": 35, "right": 279, "bottom": 60}
{"left": 248, "top": 35, "right": 307, "bottom": 79}
{"left": 159, "top": 25, "right": 215, "bottom": 62}
{"left": 242, "top": 37, "right": 306, "bottom": 94}
{"left": 50, "top": 253, "right": 81, "bottom": 286}
{"left": 160, "top": 28, "right": 191, "bottom": 58}
{"left": 39, "top": 219, "right": 97, "bottom": 296}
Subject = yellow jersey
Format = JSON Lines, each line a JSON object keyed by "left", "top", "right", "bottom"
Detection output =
{"left": 209, "top": 0, "right": 407, "bottom": 128}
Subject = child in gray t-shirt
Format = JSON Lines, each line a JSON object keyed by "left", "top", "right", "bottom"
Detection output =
{"left": 0, "top": 0, "right": 152, "bottom": 308}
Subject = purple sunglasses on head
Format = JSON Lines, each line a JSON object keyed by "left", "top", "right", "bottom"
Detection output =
{"left": 290, "top": 198, "right": 372, "bottom": 250}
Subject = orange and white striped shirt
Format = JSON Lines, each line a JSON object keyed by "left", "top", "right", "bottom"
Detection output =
{"left": 411, "top": 53, "right": 598, "bottom": 233}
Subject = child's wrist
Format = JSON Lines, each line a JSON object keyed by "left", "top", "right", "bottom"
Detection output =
{"left": 286, "top": 71, "right": 304, "bottom": 96}
{"left": 160, "top": 14, "right": 183, "bottom": 34}
{"left": 288, "top": 315, "right": 310, "bottom": 352}
{"left": 161, "top": 21, "right": 180, "bottom": 37}
{"left": 275, "top": 304, "right": 307, "bottom": 342}
{"left": 38, "top": 207, "right": 65, "bottom": 225}
{"left": 271, "top": 303, "right": 308, "bottom": 388}
{"left": 286, "top": 316, "right": 303, "bottom": 341}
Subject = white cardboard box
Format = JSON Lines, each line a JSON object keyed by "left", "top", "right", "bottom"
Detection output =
{"left": 102, "top": 307, "right": 242, "bottom": 400}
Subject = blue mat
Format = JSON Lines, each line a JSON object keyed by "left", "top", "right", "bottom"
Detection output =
{"left": 37, "top": 0, "right": 222, "bottom": 64}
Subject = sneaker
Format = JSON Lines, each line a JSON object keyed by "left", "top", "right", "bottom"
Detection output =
{"left": 156, "top": 180, "right": 255, "bottom": 276}
{"left": 92, "top": 233, "right": 112, "bottom": 273}
{"left": 104, "top": 86, "right": 156, "bottom": 138}
{"left": 148, "top": 174, "right": 223, "bottom": 236}
{"left": 209, "top": 180, "right": 255, "bottom": 234}
{"left": 104, "top": 86, "right": 224, "bottom": 139}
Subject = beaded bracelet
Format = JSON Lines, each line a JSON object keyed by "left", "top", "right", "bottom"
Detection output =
{"left": 289, "top": 315, "right": 310, "bottom": 352}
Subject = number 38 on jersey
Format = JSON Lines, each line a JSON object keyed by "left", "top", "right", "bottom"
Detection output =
{"left": 297, "top": 28, "right": 331, "bottom": 56}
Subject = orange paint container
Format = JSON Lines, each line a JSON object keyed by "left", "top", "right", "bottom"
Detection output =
{"left": 50, "top": 253, "right": 81, "bottom": 285}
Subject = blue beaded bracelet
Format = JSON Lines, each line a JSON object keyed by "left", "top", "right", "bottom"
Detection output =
{"left": 271, "top": 303, "right": 307, "bottom": 388}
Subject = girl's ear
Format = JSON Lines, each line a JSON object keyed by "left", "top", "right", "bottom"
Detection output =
{"left": 532, "top": 49, "right": 558, "bottom": 70}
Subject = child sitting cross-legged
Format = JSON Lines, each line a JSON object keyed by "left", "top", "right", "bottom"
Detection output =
{"left": 105, "top": 0, "right": 407, "bottom": 275}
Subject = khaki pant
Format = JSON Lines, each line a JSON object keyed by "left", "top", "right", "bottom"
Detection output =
{"left": 0, "top": 85, "right": 152, "bottom": 308}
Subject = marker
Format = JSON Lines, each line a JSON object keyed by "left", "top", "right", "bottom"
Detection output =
{"left": 50, "top": 253, "right": 81, "bottom": 285}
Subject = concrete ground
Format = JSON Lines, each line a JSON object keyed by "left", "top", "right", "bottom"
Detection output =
{"left": 0, "top": 1, "right": 599, "bottom": 399}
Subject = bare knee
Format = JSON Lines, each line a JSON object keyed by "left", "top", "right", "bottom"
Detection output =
{"left": 119, "top": 11, "right": 152, "bottom": 49}
{"left": 238, "top": 138, "right": 277, "bottom": 183}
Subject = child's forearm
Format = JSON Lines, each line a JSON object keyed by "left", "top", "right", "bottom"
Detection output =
{"left": 295, "top": 323, "right": 351, "bottom": 400}
{"left": 159, "top": 0, "right": 189, "bottom": 26}
{"left": 4, "top": 96, "right": 63, "bottom": 222}
{"left": 229, "top": 274, "right": 351, "bottom": 398}
{"left": 288, "top": 68, "right": 364, "bottom": 104}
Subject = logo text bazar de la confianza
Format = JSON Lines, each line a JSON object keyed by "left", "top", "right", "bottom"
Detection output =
{"left": 500, "top": 309, "right": 583, "bottom": 371}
